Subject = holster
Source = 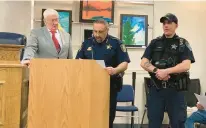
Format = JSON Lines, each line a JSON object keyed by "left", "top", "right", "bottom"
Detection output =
{"left": 149, "top": 72, "right": 190, "bottom": 91}
{"left": 111, "top": 73, "right": 124, "bottom": 92}
{"left": 170, "top": 72, "right": 190, "bottom": 91}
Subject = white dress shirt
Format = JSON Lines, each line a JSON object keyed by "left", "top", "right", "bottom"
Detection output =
{"left": 48, "top": 29, "right": 63, "bottom": 48}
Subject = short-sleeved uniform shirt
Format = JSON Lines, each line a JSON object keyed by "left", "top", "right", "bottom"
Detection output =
{"left": 141, "top": 34, "right": 195, "bottom": 64}
{"left": 76, "top": 35, "right": 131, "bottom": 89}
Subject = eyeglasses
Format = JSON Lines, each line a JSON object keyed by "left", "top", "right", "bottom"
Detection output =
{"left": 46, "top": 18, "right": 59, "bottom": 23}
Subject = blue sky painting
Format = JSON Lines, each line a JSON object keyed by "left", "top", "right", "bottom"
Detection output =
{"left": 121, "top": 14, "right": 148, "bottom": 47}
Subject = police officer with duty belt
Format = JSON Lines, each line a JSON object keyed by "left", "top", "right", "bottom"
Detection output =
{"left": 76, "top": 19, "right": 130, "bottom": 128}
{"left": 140, "top": 13, "right": 195, "bottom": 128}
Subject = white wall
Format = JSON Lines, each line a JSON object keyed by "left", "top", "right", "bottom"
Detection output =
{"left": 0, "top": 0, "right": 206, "bottom": 125}
{"left": 153, "top": 1, "right": 206, "bottom": 90}
{"left": 0, "top": 1, "right": 31, "bottom": 35}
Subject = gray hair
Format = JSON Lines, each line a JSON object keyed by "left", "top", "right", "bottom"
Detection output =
{"left": 43, "top": 9, "right": 59, "bottom": 19}
{"left": 93, "top": 19, "right": 109, "bottom": 29}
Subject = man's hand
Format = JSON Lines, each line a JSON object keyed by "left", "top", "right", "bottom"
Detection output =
{"left": 197, "top": 102, "right": 204, "bottom": 110}
{"left": 21, "top": 60, "right": 31, "bottom": 68}
{"left": 155, "top": 69, "right": 169, "bottom": 80}
{"left": 162, "top": 75, "right": 171, "bottom": 81}
{"left": 105, "top": 67, "right": 118, "bottom": 75}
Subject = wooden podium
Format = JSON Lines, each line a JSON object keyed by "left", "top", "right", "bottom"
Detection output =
{"left": 0, "top": 44, "right": 28, "bottom": 128}
{"left": 27, "top": 59, "right": 110, "bottom": 128}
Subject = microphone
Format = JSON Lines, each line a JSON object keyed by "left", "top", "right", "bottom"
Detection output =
{"left": 91, "top": 45, "right": 94, "bottom": 60}
{"left": 91, "top": 38, "right": 95, "bottom": 60}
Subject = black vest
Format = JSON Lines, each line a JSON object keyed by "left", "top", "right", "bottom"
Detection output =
{"left": 151, "top": 35, "right": 185, "bottom": 69}
{"left": 149, "top": 35, "right": 190, "bottom": 91}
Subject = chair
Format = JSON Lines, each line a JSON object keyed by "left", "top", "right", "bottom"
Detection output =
{"left": 0, "top": 32, "right": 27, "bottom": 60}
{"left": 184, "top": 79, "right": 201, "bottom": 107}
{"left": 140, "top": 77, "right": 150, "bottom": 128}
{"left": 183, "top": 79, "right": 203, "bottom": 128}
{"left": 116, "top": 72, "right": 139, "bottom": 128}
{"left": 141, "top": 77, "right": 171, "bottom": 128}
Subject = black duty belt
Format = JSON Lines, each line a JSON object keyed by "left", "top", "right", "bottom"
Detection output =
{"left": 151, "top": 79, "right": 175, "bottom": 89}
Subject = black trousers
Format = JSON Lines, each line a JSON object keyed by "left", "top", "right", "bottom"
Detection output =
{"left": 109, "top": 87, "right": 118, "bottom": 128}
{"left": 147, "top": 86, "right": 186, "bottom": 128}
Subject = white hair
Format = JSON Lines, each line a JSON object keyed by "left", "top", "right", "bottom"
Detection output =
{"left": 43, "top": 9, "right": 59, "bottom": 19}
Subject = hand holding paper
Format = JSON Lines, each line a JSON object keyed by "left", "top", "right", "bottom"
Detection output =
{"left": 196, "top": 102, "right": 205, "bottom": 110}
{"left": 194, "top": 93, "right": 206, "bottom": 110}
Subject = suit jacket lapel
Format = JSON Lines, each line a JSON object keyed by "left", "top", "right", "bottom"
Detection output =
{"left": 43, "top": 27, "right": 58, "bottom": 54}
{"left": 59, "top": 30, "right": 66, "bottom": 54}
{"left": 59, "top": 30, "right": 66, "bottom": 45}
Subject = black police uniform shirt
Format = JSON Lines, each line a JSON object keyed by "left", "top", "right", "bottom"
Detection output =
{"left": 141, "top": 34, "right": 195, "bottom": 64}
{"left": 76, "top": 35, "right": 130, "bottom": 68}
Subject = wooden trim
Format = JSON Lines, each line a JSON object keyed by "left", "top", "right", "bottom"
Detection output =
{"left": 0, "top": 44, "right": 24, "bottom": 48}
{"left": 0, "top": 63, "right": 25, "bottom": 68}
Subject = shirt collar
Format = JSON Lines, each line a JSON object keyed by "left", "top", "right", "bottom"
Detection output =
{"left": 162, "top": 33, "right": 178, "bottom": 39}
{"left": 48, "top": 29, "right": 59, "bottom": 34}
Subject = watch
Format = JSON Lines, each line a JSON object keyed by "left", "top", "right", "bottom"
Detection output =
{"left": 153, "top": 67, "right": 158, "bottom": 73}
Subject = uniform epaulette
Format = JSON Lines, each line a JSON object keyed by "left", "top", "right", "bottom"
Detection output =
{"left": 110, "top": 35, "right": 119, "bottom": 40}
{"left": 88, "top": 37, "right": 93, "bottom": 40}
{"left": 109, "top": 35, "right": 122, "bottom": 44}
{"left": 156, "top": 36, "right": 163, "bottom": 39}
{"left": 151, "top": 36, "right": 162, "bottom": 43}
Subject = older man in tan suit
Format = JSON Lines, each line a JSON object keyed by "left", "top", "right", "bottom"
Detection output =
{"left": 21, "top": 8, "right": 72, "bottom": 66}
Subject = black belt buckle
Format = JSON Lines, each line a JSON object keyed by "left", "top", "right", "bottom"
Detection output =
{"left": 162, "top": 81, "right": 167, "bottom": 88}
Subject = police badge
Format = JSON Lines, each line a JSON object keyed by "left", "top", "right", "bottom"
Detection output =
{"left": 107, "top": 44, "right": 112, "bottom": 49}
{"left": 120, "top": 44, "right": 126, "bottom": 52}
{"left": 87, "top": 47, "right": 92, "bottom": 51}
{"left": 171, "top": 44, "right": 178, "bottom": 50}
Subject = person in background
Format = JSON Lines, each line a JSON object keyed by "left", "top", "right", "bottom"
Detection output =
{"left": 21, "top": 8, "right": 72, "bottom": 66}
{"left": 185, "top": 102, "right": 206, "bottom": 128}
{"left": 140, "top": 13, "right": 195, "bottom": 128}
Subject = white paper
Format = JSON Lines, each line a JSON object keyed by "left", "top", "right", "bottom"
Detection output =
{"left": 194, "top": 93, "right": 206, "bottom": 108}
{"left": 96, "top": 60, "right": 105, "bottom": 68}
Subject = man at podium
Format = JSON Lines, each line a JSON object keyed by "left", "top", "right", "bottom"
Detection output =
{"left": 21, "top": 8, "right": 73, "bottom": 66}
{"left": 76, "top": 19, "right": 130, "bottom": 128}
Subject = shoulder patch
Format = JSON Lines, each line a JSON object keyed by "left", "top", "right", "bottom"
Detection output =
{"left": 185, "top": 41, "right": 192, "bottom": 51}
{"left": 120, "top": 44, "right": 127, "bottom": 52}
{"left": 179, "top": 37, "right": 192, "bottom": 51}
{"left": 179, "top": 38, "right": 184, "bottom": 45}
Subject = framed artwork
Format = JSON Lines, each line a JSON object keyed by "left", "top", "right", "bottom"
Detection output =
{"left": 84, "top": 29, "right": 93, "bottom": 40}
{"left": 41, "top": 9, "right": 72, "bottom": 34}
{"left": 79, "top": 0, "right": 114, "bottom": 23}
{"left": 120, "top": 14, "right": 148, "bottom": 47}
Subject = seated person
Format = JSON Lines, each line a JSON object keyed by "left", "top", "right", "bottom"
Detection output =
{"left": 185, "top": 102, "right": 206, "bottom": 128}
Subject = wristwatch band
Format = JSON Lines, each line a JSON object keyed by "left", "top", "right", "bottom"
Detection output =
{"left": 153, "top": 67, "right": 158, "bottom": 73}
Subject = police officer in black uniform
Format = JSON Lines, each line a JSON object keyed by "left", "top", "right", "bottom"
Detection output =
{"left": 76, "top": 19, "right": 130, "bottom": 128}
{"left": 140, "top": 13, "right": 195, "bottom": 128}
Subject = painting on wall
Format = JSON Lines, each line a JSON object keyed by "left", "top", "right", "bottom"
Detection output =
{"left": 120, "top": 14, "right": 148, "bottom": 47}
{"left": 79, "top": 0, "right": 114, "bottom": 23}
{"left": 41, "top": 9, "right": 72, "bottom": 34}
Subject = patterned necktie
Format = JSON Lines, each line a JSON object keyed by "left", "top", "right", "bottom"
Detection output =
{"left": 50, "top": 30, "right": 61, "bottom": 53}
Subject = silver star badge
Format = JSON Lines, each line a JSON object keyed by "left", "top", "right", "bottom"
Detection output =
{"left": 171, "top": 44, "right": 178, "bottom": 50}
